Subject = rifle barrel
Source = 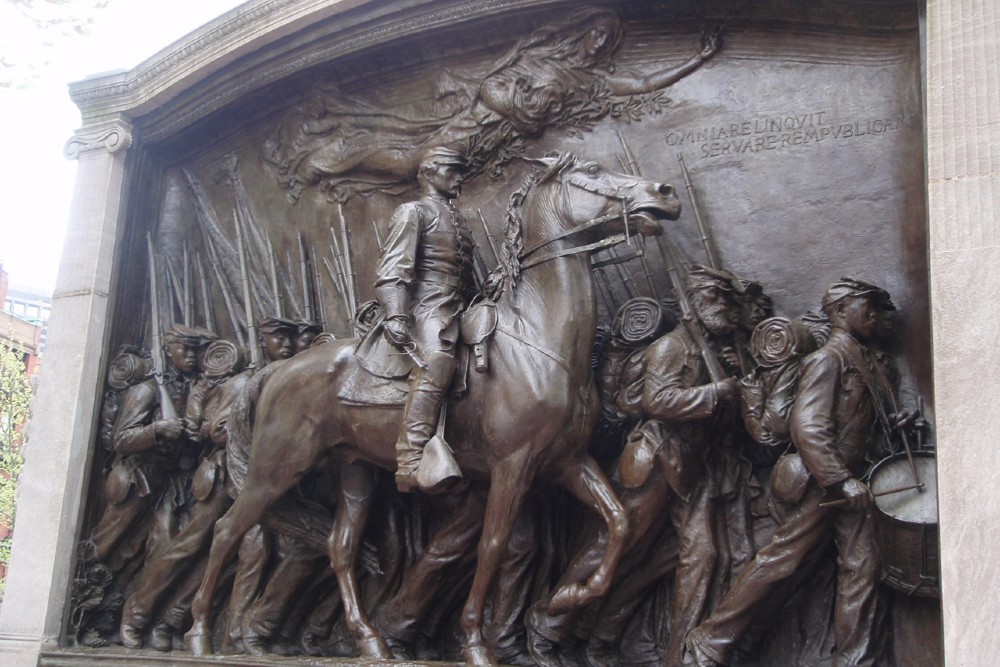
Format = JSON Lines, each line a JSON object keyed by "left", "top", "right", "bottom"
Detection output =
{"left": 678, "top": 153, "right": 721, "bottom": 270}
{"left": 146, "top": 235, "right": 178, "bottom": 420}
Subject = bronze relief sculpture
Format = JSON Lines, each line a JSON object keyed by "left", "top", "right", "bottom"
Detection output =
{"left": 67, "top": 4, "right": 936, "bottom": 667}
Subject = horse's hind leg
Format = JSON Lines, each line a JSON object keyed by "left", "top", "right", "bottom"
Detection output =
{"left": 185, "top": 444, "right": 320, "bottom": 654}
{"left": 547, "top": 455, "right": 630, "bottom": 614}
{"left": 460, "top": 454, "right": 533, "bottom": 667}
{"left": 328, "top": 461, "right": 393, "bottom": 659}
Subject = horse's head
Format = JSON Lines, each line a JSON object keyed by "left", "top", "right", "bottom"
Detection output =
{"left": 485, "top": 152, "right": 681, "bottom": 298}
{"left": 536, "top": 151, "right": 679, "bottom": 236}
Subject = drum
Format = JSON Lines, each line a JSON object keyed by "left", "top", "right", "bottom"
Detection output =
{"left": 869, "top": 451, "right": 939, "bottom": 597}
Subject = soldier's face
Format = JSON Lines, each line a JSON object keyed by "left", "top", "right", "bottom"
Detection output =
{"left": 838, "top": 296, "right": 879, "bottom": 341}
{"left": 295, "top": 331, "right": 317, "bottom": 353}
{"left": 427, "top": 164, "right": 463, "bottom": 199}
{"left": 165, "top": 342, "right": 198, "bottom": 374}
{"left": 261, "top": 331, "right": 294, "bottom": 361}
{"left": 692, "top": 285, "right": 736, "bottom": 336}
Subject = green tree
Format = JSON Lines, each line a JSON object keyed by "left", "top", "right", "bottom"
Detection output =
{"left": 0, "top": 342, "right": 31, "bottom": 596}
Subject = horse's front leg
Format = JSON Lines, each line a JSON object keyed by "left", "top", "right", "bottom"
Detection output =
{"left": 328, "top": 461, "right": 392, "bottom": 659}
{"left": 548, "top": 455, "right": 630, "bottom": 614}
{"left": 460, "top": 454, "right": 534, "bottom": 667}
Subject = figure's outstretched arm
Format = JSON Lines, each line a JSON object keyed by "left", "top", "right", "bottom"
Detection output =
{"left": 605, "top": 25, "right": 723, "bottom": 97}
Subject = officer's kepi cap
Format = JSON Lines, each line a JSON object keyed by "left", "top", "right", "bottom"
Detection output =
{"left": 821, "top": 277, "right": 895, "bottom": 311}
{"left": 420, "top": 147, "right": 469, "bottom": 170}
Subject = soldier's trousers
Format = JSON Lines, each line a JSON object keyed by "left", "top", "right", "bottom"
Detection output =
{"left": 690, "top": 482, "right": 880, "bottom": 667}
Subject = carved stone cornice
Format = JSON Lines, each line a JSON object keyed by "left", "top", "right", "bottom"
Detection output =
{"left": 67, "top": 0, "right": 563, "bottom": 142}
{"left": 63, "top": 120, "right": 134, "bottom": 160}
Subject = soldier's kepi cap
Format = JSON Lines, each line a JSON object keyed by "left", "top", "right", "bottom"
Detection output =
{"left": 257, "top": 317, "right": 298, "bottom": 334}
{"left": 685, "top": 264, "right": 738, "bottom": 292}
{"left": 296, "top": 320, "right": 322, "bottom": 336}
{"left": 163, "top": 324, "right": 218, "bottom": 348}
{"left": 821, "top": 277, "right": 896, "bottom": 312}
{"left": 419, "top": 146, "right": 469, "bottom": 171}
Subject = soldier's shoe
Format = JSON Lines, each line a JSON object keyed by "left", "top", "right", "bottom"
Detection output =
{"left": 243, "top": 626, "right": 269, "bottom": 657}
{"left": 119, "top": 621, "right": 143, "bottom": 650}
{"left": 525, "top": 607, "right": 564, "bottom": 667}
{"left": 300, "top": 630, "right": 325, "bottom": 657}
{"left": 685, "top": 629, "right": 724, "bottom": 667}
{"left": 148, "top": 622, "right": 172, "bottom": 652}
{"left": 581, "top": 637, "right": 618, "bottom": 667}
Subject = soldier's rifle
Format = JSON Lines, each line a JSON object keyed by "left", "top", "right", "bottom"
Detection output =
{"left": 205, "top": 231, "right": 246, "bottom": 347}
{"left": 619, "top": 135, "right": 727, "bottom": 383}
{"left": 678, "top": 153, "right": 721, "bottom": 270}
{"left": 677, "top": 152, "right": 752, "bottom": 375}
{"left": 311, "top": 245, "right": 330, "bottom": 332}
{"left": 146, "top": 235, "right": 179, "bottom": 421}
{"left": 183, "top": 243, "right": 194, "bottom": 326}
{"left": 163, "top": 253, "right": 189, "bottom": 326}
{"left": 476, "top": 209, "right": 501, "bottom": 267}
{"left": 194, "top": 252, "right": 215, "bottom": 332}
{"left": 298, "top": 233, "right": 314, "bottom": 322}
{"left": 235, "top": 210, "right": 263, "bottom": 369}
{"left": 337, "top": 203, "right": 360, "bottom": 333}
{"left": 264, "top": 229, "right": 283, "bottom": 319}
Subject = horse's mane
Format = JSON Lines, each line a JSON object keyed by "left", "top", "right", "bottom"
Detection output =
{"left": 483, "top": 153, "right": 576, "bottom": 301}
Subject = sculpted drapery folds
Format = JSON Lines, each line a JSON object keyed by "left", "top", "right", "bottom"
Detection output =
{"left": 261, "top": 8, "right": 720, "bottom": 201}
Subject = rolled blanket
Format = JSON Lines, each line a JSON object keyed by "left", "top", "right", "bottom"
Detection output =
{"left": 354, "top": 299, "right": 383, "bottom": 335}
{"left": 203, "top": 339, "right": 246, "bottom": 379}
{"left": 749, "top": 316, "right": 816, "bottom": 366}
{"left": 612, "top": 297, "right": 670, "bottom": 347}
{"left": 107, "top": 351, "right": 152, "bottom": 391}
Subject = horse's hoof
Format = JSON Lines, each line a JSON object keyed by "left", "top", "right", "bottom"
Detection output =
{"left": 547, "top": 583, "right": 588, "bottom": 615}
{"left": 358, "top": 634, "right": 393, "bottom": 660}
{"left": 184, "top": 630, "right": 213, "bottom": 656}
{"left": 462, "top": 643, "right": 498, "bottom": 667}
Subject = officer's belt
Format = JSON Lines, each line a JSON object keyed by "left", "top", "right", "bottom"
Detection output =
{"left": 418, "top": 269, "right": 462, "bottom": 289}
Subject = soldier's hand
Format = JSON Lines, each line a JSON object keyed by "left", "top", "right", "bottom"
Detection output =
{"left": 154, "top": 418, "right": 184, "bottom": 441}
{"left": 838, "top": 477, "right": 872, "bottom": 511}
{"left": 719, "top": 346, "right": 742, "bottom": 375}
{"left": 383, "top": 317, "right": 412, "bottom": 349}
{"left": 715, "top": 377, "right": 739, "bottom": 403}
{"left": 889, "top": 409, "right": 917, "bottom": 431}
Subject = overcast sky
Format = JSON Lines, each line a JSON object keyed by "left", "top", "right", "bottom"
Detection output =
{"left": 0, "top": 0, "right": 247, "bottom": 295}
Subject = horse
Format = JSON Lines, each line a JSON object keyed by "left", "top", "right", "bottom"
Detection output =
{"left": 184, "top": 152, "right": 682, "bottom": 666}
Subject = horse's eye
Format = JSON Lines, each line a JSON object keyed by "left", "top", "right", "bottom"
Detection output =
{"left": 586, "top": 163, "right": 601, "bottom": 175}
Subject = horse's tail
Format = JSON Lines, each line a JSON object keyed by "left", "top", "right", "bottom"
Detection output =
{"left": 226, "top": 363, "right": 281, "bottom": 493}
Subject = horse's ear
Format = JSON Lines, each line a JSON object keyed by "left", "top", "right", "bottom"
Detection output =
{"left": 519, "top": 154, "right": 555, "bottom": 167}
{"left": 523, "top": 151, "right": 577, "bottom": 171}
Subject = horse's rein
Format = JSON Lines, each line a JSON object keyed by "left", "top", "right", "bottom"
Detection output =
{"left": 518, "top": 173, "right": 633, "bottom": 270}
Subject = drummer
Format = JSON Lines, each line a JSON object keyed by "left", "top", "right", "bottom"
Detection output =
{"left": 687, "top": 278, "right": 903, "bottom": 667}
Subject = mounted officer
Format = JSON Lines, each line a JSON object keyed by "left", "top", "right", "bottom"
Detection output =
{"left": 375, "top": 146, "right": 477, "bottom": 493}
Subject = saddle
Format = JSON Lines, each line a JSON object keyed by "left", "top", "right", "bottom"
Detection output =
{"left": 346, "top": 299, "right": 498, "bottom": 407}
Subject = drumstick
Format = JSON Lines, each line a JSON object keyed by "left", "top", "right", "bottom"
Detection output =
{"left": 818, "top": 483, "right": 925, "bottom": 508}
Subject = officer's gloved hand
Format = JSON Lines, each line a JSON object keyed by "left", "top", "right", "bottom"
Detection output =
{"left": 383, "top": 317, "right": 412, "bottom": 349}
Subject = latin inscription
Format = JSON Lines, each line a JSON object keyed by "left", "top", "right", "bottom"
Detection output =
{"left": 664, "top": 111, "right": 906, "bottom": 159}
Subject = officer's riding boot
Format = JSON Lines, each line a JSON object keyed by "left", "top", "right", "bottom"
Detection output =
{"left": 395, "top": 352, "right": 455, "bottom": 493}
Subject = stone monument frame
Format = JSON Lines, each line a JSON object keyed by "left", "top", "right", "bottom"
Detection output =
{"left": 0, "top": 0, "right": 993, "bottom": 665}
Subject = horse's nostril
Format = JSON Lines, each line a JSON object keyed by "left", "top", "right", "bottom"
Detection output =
{"left": 657, "top": 183, "right": 674, "bottom": 196}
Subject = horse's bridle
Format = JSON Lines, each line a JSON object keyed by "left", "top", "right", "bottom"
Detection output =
{"left": 518, "top": 170, "right": 637, "bottom": 270}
